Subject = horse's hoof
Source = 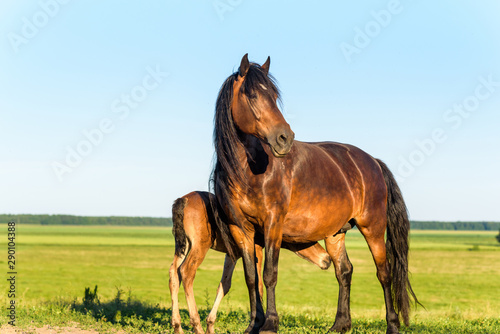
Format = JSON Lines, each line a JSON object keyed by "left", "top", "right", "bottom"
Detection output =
{"left": 173, "top": 327, "right": 184, "bottom": 334}
{"left": 244, "top": 330, "right": 260, "bottom": 334}
{"left": 244, "top": 325, "right": 260, "bottom": 334}
{"left": 259, "top": 316, "right": 278, "bottom": 334}
{"left": 172, "top": 322, "right": 185, "bottom": 334}
{"left": 329, "top": 320, "right": 351, "bottom": 333}
{"left": 385, "top": 319, "right": 401, "bottom": 334}
{"left": 386, "top": 326, "right": 400, "bottom": 334}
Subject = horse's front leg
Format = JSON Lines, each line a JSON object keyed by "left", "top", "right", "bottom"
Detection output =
{"left": 259, "top": 216, "right": 283, "bottom": 334}
{"left": 229, "top": 224, "right": 265, "bottom": 334}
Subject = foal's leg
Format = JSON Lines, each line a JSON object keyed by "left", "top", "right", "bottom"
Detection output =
{"left": 357, "top": 221, "right": 400, "bottom": 334}
{"left": 170, "top": 253, "right": 186, "bottom": 334}
{"left": 284, "top": 241, "right": 332, "bottom": 270}
{"left": 205, "top": 254, "right": 237, "bottom": 334}
{"left": 255, "top": 243, "right": 265, "bottom": 301}
{"left": 179, "top": 241, "right": 211, "bottom": 334}
{"left": 325, "top": 233, "right": 353, "bottom": 333}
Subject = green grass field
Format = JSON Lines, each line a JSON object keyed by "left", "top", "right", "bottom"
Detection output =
{"left": 1, "top": 225, "right": 499, "bottom": 333}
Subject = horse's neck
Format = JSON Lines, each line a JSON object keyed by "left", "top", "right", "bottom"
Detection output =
{"left": 239, "top": 134, "right": 271, "bottom": 176}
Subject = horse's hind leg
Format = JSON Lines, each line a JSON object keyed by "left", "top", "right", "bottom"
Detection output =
{"left": 205, "top": 254, "right": 237, "bottom": 334}
{"left": 180, "top": 241, "right": 211, "bottom": 334}
{"left": 170, "top": 253, "right": 186, "bottom": 334}
{"left": 325, "top": 233, "right": 353, "bottom": 333}
{"left": 357, "top": 220, "right": 400, "bottom": 334}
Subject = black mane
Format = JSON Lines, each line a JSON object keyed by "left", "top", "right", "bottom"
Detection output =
{"left": 209, "top": 63, "right": 281, "bottom": 259}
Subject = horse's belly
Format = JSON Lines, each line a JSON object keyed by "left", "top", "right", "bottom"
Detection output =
{"left": 282, "top": 202, "right": 352, "bottom": 243}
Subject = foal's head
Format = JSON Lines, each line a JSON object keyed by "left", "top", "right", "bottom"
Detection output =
{"left": 231, "top": 54, "right": 294, "bottom": 157}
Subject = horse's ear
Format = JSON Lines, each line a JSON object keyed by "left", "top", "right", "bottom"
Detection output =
{"left": 261, "top": 56, "right": 270, "bottom": 75}
{"left": 239, "top": 53, "right": 250, "bottom": 77}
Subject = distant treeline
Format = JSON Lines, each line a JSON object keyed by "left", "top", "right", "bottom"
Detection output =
{"left": 410, "top": 221, "right": 500, "bottom": 231}
{"left": 1, "top": 214, "right": 172, "bottom": 227}
{"left": 1, "top": 215, "right": 499, "bottom": 230}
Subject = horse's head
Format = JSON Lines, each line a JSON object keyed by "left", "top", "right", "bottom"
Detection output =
{"left": 231, "top": 54, "right": 294, "bottom": 158}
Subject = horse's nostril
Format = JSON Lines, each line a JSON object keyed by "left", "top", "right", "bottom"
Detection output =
{"left": 278, "top": 134, "right": 288, "bottom": 146}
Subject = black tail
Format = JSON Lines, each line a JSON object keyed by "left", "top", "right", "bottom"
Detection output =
{"left": 172, "top": 197, "right": 188, "bottom": 256}
{"left": 377, "top": 159, "right": 420, "bottom": 326}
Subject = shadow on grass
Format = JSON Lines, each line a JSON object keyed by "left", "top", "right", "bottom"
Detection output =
{"left": 70, "top": 285, "right": 175, "bottom": 330}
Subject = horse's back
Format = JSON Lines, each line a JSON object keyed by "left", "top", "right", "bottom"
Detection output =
{"left": 312, "top": 141, "right": 387, "bottom": 212}
{"left": 292, "top": 141, "right": 380, "bottom": 202}
{"left": 302, "top": 140, "right": 386, "bottom": 201}
{"left": 298, "top": 141, "right": 384, "bottom": 189}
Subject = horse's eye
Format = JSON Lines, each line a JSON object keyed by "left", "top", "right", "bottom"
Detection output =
{"left": 248, "top": 93, "right": 257, "bottom": 100}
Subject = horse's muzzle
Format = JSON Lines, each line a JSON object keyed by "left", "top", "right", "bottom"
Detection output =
{"left": 269, "top": 128, "right": 294, "bottom": 158}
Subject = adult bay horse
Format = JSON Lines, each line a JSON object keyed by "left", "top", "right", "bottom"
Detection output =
{"left": 169, "top": 191, "right": 331, "bottom": 334}
{"left": 211, "top": 54, "right": 419, "bottom": 334}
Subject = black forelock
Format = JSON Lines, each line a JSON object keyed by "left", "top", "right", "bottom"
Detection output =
{"left": 241, "top": 63, "right": 282, "bottom": 108}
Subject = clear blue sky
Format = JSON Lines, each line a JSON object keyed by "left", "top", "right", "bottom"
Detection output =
{"left": 1, "top": 1, "right": 499, "bottom": 221}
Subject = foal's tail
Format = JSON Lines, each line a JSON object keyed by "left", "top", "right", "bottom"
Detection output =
{"left": 172, "top": 197, "right": 188, "bottom": 256}
{"left": 377, "top": 159, "right": 420, "bottom": 326}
